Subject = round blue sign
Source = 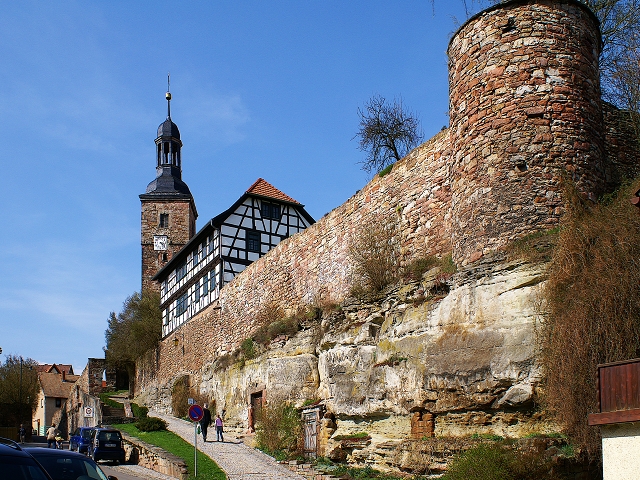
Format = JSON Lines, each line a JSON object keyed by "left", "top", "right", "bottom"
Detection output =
{"left": 188, "top": 404, "right": 204, "bottom": 422}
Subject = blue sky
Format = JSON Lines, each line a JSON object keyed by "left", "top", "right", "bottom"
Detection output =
{"left": 0, "top": 1, "right": 488, "bottom": 374}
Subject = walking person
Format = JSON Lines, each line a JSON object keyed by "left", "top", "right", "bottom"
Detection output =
{"left": 215, "top": 414, "right": 224, "bottom": 442}
{"left": 46, "top": 424, "right": 58, "bottom": 449}
{"left": 200, "top": 403, "right": 212, "bottom": 442}
{"left": 19, "top": 424, "right": 26, "bottom": 444}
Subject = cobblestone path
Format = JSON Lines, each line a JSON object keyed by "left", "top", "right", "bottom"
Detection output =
{"left": 151, "top": 411, "right": 305, "bottom": 480}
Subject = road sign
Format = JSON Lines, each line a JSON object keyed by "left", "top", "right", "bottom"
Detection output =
{"left": 84, "top": 407, "right": 94, "bottom": 418}
{"left": 188, "top": 404, "right": 204, "bottom": 422}
{"left": 188, "top": 398, "right": 195, "bottom": 405}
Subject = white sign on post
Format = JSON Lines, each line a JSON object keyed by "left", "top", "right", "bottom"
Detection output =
{"left": 84, "top": 407, "right": 94, "bottom": 418}
{"left": 188, "top": 398, "right": 195, "bottom": 405}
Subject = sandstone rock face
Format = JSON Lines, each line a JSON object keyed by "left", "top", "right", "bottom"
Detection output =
{"left": 180, "top": 255, "right": 555, "bottom": 470}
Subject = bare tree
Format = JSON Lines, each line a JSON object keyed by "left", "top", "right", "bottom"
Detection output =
{"left": 355, "top": 95, "right": 424, "bottom": 174}
{"left": 585, "top": 0, "right": 640, "bottom": 112}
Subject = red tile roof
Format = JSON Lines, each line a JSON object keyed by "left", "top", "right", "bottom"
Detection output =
{"left": 35, "top": 364, "right": 74, "bottom": 375}
{"left": 38, "top": 372, "right": 79, "bottom": 398}
{"left": 245, "top": 178, "right": 300, "bottom": 204}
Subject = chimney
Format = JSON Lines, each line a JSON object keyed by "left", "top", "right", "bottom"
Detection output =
{"left": 62, "top": 370, "right": 66, "bottom": 382}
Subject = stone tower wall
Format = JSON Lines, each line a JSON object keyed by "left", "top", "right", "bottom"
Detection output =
{"left": 141, "top": 198, "right": 196, "bottom": 292}
{"left": 448, "top": 0, "right": 604, "bottom": 264}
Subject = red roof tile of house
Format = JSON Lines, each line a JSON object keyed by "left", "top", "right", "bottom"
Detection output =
{"left": 35, "top": 364, "right": 74, "bottom": 375}
{"left": 245, "top": 178, "right": 300, "bottom": 204}
{"left": 38, "top": 372, "right": 79, "bottom": 398}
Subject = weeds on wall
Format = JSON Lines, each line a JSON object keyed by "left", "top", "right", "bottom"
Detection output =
{"left": 171, "top": 376, "right": 190, "bottom": 418}
{"left": 255, "top": 399, "right": 302, "bottom": 460}
{"left": 170, "top": 376, "right": 209, "bottom": 418}
{"left": 505, "top": 228, "right": 559, "bottom": 263}
{"left": 349, "top": 216, "right": 401, "bottom": 295}
{"left": 538, "top": 178, "right": 640, "bottom": 458}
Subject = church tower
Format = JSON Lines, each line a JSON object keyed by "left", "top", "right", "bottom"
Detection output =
{"left": 140, "top": 87, "right": 197, "bottom": 292}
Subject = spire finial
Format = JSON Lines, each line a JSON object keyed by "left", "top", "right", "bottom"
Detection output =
{"left": 166, "top": 72, "right": 172, "bottom": 119}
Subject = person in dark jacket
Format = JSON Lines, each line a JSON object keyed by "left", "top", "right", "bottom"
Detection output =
{"left": 200, "top": 404, "right": 212, "bottom": 442}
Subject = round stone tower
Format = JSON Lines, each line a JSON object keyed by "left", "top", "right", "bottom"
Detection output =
{"left": 447, "top": 0, "right": 604, "bottom": 264}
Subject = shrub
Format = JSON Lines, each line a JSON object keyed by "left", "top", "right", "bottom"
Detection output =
{"left": 378, "top": 164, "right": 394, "bottom": 177}
{"left": 349, "top": 216, "right": 401, "bottom": 294}
{"left": 255, "top": 399, "right": 302, "bottom": 458}
{"left": 539, "top": 178, "right": 640, "bottom": 458}
{"left": 442, "top": 442, "right": 556, "bottom": 480}
{"left": 135, "top": 416, "right": 167, "bottom": 432}
{"left": 403, "top": 256, "right": 439, "bottom": 281}
{"left": 131, "top": 403, "right": 148, "bottom": 419}
{"left": 241, "top": 338, "right": 257, "bottom": 360}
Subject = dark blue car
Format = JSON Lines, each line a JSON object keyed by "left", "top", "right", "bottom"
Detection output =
{"left": 69, "top": 427, "right": 94, "bottom": 454}
{"left": 89, "top": 428, "right": 125, "bottom": 464}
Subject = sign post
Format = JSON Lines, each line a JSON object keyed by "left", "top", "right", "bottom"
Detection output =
{"left": 188, "top": 404, "right": 204, "bottom": 477}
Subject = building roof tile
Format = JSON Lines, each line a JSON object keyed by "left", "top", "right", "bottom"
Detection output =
{"left": 38, "top": 372, "right": 79, "bottom": 398}
{"left": 245, "top": 178, "right": 300, "bottom": 204}
{"left": 35, "top": 364, "right": 74, "bottom": 375}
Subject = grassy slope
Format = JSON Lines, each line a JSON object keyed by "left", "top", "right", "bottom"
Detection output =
{"left": 114, "top": 423, "right": 226, "bottom": 480}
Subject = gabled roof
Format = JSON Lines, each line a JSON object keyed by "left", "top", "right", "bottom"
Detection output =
{"left": 38, "top": 372, "right": 79, "bottom": 399}
{"left": 153, "top": 178, "right": 315, "bottom": 282}
{"left": 35, "top": 364, "right": 74, "bottom": 375}
{"left": 245, "top": 178, "right": 300, "bottom": 204}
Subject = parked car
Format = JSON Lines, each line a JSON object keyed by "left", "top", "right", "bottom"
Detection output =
{"left": 25, "top": 447, "right": 117, "bottom": 480}
{"left": 0, "top": 437, "right": 53, "bottom": 480}
{"left": 89, "top": 428, "right": 125, "bottom": 464}
{"left": 69, "top": 427, "right": 94, "bottom": 454}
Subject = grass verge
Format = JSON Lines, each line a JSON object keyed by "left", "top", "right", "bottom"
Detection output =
{"left": 114, "top": 422, "right": 226, "bottom": 480}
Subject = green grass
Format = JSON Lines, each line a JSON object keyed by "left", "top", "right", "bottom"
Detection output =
{"left": 114, "top": 423, "right": 226, "bottom": 479}
{"left": 99, "top": 393, "right": 124, "bottom": 409}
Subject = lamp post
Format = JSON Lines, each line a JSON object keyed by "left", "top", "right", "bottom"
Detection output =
{"left": 19, "top": 357, "right": 23, "bottom": 430}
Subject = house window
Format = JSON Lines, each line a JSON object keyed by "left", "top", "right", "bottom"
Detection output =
{"left": 202, "top": 272, "right": 209, "bottom": 296}
{"left": 159, "top": 213, "right": 169, "bottom": 227}
{"left": 247, "top": 231, "right": 261, "bottom": 253}
{"left": 176, "top": 293, "right": 188, "bottom": 316}
{"left": 210, "top": 272, "right": 217, "bottom": 292}
{"left": 193, "top": 249, "right": 200, "bottom": 266}
{"left": 176, "top": 261, "right": 187, "bottom": 282}
{"left": 194, "top": 279, "right": 200, "bottom": 303}
{"left": 261, "top": 202, "right": 281, "bottom": 220}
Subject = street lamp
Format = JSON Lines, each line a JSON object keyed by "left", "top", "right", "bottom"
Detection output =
{"left": 19, "top": 357, "right": 24, "bottom": 431}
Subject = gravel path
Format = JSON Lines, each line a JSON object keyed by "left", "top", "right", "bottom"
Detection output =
{"left": 150, "top": 411, "right": 305, "bottom": 480}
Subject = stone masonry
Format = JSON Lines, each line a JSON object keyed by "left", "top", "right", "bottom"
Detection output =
{"left": 141, "top": 198, "right": 196, "bottom": 292}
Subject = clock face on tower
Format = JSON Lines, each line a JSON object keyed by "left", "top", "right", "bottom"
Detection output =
{"left": 154, "top": 235, "right": 168, "bottom": 251}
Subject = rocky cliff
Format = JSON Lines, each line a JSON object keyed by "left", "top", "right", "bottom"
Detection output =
{"left": 136, "top": 252, "right": 555, "bottom": 472}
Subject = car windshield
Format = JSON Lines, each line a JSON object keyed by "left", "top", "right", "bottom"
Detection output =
{"left": 97, "top": 431, "right": 121, "bottom": 442}
{"left": 81, "top": 430, "right": 93, "bottom": 440}
{"left": 0, "top": 456, "right": 51, "bottom": 480}
{"left": 29, "top": 454, "right": 109, "bottom": 480}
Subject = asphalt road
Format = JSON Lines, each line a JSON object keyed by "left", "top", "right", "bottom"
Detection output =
{"left": 100, "top": 464, "right": 145, "bottom": 480}
{"left": 100, "top": 463, "right": 174, "bottom": 480}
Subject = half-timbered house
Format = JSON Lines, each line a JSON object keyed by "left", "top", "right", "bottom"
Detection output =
{"left": 154, "top": 178, "right": 315, "bottom": 337}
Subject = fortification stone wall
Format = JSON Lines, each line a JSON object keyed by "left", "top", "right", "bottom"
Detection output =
{"left": 448, "top": 0, "right": 604, "bottom": 264}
